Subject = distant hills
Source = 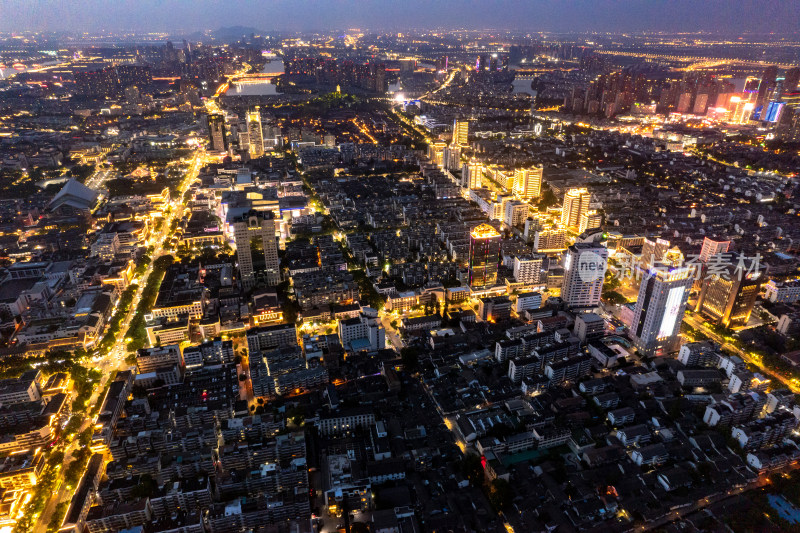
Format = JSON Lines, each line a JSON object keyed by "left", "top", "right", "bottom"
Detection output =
{"left": 173, "top": 26, "right": 265, "bottom": 43}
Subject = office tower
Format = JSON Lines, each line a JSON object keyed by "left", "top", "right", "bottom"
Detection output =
{"left": 695, "top": 253, "right": 764, "bottom": 328}
{"left": 513, "top": 166, "right": 543, "bottom": 201}
{"left": 489, "top": 54, "right": 499, "bottom": 71}
{"left": 233, "top": 210, "right": 280, "bottom": 287}
{"left": 579, "top": 210, "right": 603, "bottom": 234}
{"left": 561, "top": 243, "right": 608, "bottom": 309}
{"left": 452, "top": 118, "right": 469, "bottom": 146}
{"left": 561, "top": 188, "right": 591, "bottom": 230}
{"left": 247, "top": 108, "right": 264, "bottom": 157}
{"left": 513, "top": 255, "right": 547, "bottom": 285}
{"left": 468, "top": 224, "right": 501, "bottom": 288}
{"left": 631, "top": 264, "right": 694, "bottom": 356}
{"left": 699, "top": 236, "right": 731, "bottom": 263}
{"left": 208, "top": 114, "right": 228, "bottom": 152}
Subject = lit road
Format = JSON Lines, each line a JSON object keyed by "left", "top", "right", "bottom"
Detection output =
{"left": 35, "top": 149, "right": 206, "bottom": 532}
{"left": 422, "top": 68, "right": 459, "bottom": 100}
{"left": 682, "top": 312, "right": 800, "bottom": 393}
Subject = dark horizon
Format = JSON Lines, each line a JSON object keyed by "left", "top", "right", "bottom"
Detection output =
{"left": 3, "top": 0, "right": 800, "bottom": 35}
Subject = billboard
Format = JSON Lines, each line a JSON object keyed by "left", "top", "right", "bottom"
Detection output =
{"left": 657, "top": 286, "right": 685, "bottom": 339}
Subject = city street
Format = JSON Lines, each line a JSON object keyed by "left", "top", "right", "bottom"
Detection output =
{"left": 682, "top": 312, "right": 800, "bottom": 393}
{"left": 34, "top": 149, "right": 206, "bottom": 531}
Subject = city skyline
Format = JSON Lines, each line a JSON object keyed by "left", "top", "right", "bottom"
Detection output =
{"left": 2, "top": 0, "right": 800, "bottom": 34}
{"left": 2, "top": 7, "right": 800, "bottom": 533}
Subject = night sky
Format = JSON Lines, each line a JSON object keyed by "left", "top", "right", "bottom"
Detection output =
{"left": 3, "top": 0, "right": 800, "bottom": 34}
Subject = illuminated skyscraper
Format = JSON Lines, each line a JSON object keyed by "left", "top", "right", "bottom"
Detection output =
{"left": 247, "top": 108, "right": 264, "bottom": 157}
{"left": 561, "top": 243, "right": 608, "bottom": 309}
{"left": 695, "top": 253, "right": 764, "bottom": 328}
{"left": 208, "top": 114, "right": 228, "bottom": 152}
{"left": 233, "top": 210, "right": 280, "bottom": 287}
{"left": 699, "top": 236, "right": 731, "bottom": 263}
{"left": 561, "top": 188, "right": 590, "bottom": 230}
{"left": 452, "top": 118, "right": 469, "bottom": 146}
{"left": 427, "top": 141, "right": 446, "bottom": 167}
{"left": 462, "top": 159, "right": 483, "bottom": 189}
{"left": 513, "top": 166, "right": 543, "bottom": 201}
{"left": 631, "top": 264, "right": 694, "bottom": 356}
{"left": 468, "top": 224, "right": 501, "bottom": 288}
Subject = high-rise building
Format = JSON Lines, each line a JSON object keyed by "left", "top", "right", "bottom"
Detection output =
{"left": 427, "top": 141, "right": 447, "bottom": 167}
{"left": 578, "top": 210, "right": 603, "bottom": 234}
{"left": 695, "top": 253, "right": 764, "bottom": 328}
{"left": 561, "top": 188, "right": 591, "bottom": 230}
{"left": 561, "top": 243, "right": 608, "bottom": 309}
{"left": 208, "top": 114, "right": 228, "bottom": 152}
{"left": 513, "top": 255, "right": 547, "bottom": 285}
{"left": 232, "top": 210, "right": 280, "bottom": 287}
{"left": 513, "top": 166, "right": 543, "bottom": 201}
{"left": 247, "top": 108, "right": 264, "bottom": 157}
{"left": 699, "top": 236, "right": 731, "bottom": 263}
{"left": 756, "top": 65, "right": 779, "bottom": 110}
{"left": 443, "top": 144, "right": 461, "bottom": 170}
{"left": 452, "top": 118, "right": 469, "bottom": 146}
{"left": 631, "top": 264, "right": 694, "bottom": 356}
{"left": 468, "top": 224, "right": 501, "bottom": 288}
{"left": 462, "top": 159, "right": 483, "bottom": 189}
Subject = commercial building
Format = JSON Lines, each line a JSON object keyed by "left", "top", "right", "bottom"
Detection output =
{"left": 631, "top": 264, "right": 694, "bottom": 356}
{"left": 468, "top": 224, "right": 501, "bottom": 288}
{"left": 764, "top": 279, "right": 800, "bottom": 304}
{"left": 452, "top": 118, "right": 469, "bottom": 146}
{"left": 695, "top": 253, "right": 764, "bottom": 328}
{"left": 232, "top": 210, "right": 280, "bottom": 287}
{"left": 561, "top": 243, "right": 608, "bottom": 309}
